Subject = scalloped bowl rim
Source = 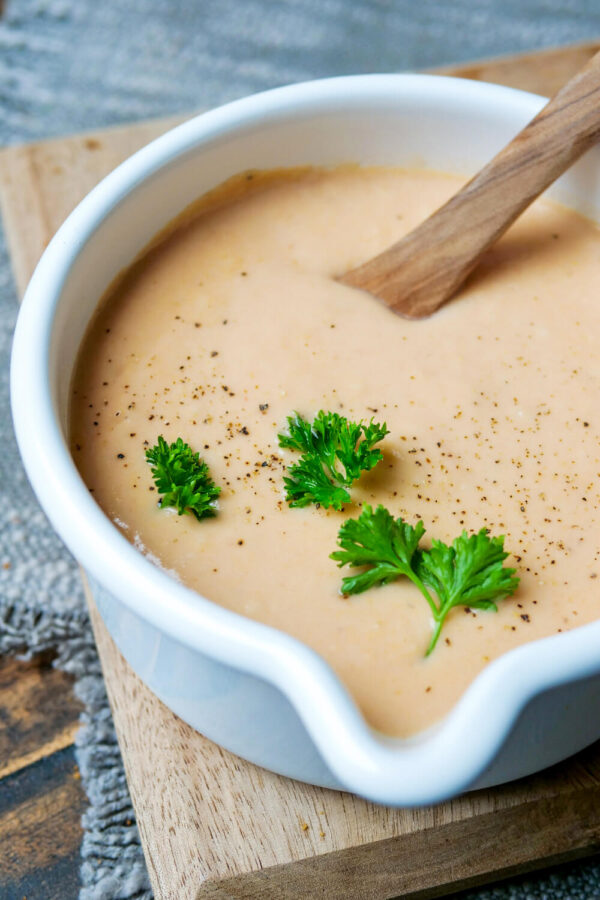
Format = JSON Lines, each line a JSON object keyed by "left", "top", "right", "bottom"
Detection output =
{"left": 10, "top": 73, "right": 600, "bottom": 805}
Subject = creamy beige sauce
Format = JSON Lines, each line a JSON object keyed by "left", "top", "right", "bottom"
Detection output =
{"left": 70, "top": 167, "right": 600, "bottom": 737}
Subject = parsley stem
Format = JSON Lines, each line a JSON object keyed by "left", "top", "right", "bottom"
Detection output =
{"left": 426, "top": 616, "right": 444, "bottom": 656}
{"left": 405, "top": 570, "right": 439, "bottom": 621}
{"left": 405, "top": 570, "right": 446, "bottom": 656}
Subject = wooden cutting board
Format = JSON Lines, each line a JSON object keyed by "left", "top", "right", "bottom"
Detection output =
{"left": 2, "top": 40, "right": 600, "bottom": 900}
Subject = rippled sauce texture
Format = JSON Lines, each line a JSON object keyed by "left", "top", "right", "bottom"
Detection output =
{"left": 71, "top": 167, "right": 600, "bottom": 737}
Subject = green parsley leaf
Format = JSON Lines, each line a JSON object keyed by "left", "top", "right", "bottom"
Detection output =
{"left": 330, "top": 504, "right": 426, "bottom": 595}
{"left": 145, "top": 436, "right": 220, "bottom": 521}
{"left": 281, "top": 453, "right": 350, "bottom": 512}
{"left": 331, "top": 504, "right": 519, "bottom": 655}
{"left": 278, "top": 411, "right": 389, "bottom": 510}
{"left": 416, "top": 530, "right": 519, "bottom": 653}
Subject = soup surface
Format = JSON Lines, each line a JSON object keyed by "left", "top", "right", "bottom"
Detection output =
{"left": 71, "top": 167, "right": 600, "bottom": 737}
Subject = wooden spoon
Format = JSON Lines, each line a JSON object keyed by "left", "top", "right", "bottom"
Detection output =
{"left": 339, "top": 49, "right": 600, "bottom": 319}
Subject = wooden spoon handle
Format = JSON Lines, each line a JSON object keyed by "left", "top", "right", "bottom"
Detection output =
{"left": 340, "top": 50, "right": 600, "bottom": 318}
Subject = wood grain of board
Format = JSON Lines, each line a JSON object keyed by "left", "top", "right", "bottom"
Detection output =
{"left": 436, "top": 40, "right": 600, "bottom": 96}
{"left": 2, "top": 39, "right": 600, "bottom": 900}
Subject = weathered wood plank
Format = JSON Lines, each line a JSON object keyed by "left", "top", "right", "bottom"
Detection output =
{"left": 0, "top": 745, "right": 85, "bottom": 900}
{"left": 0, "top": 653, "right": 84, "bottom": 899}
{"left": 0, "top": 652, "right": 82, "bottom": 779}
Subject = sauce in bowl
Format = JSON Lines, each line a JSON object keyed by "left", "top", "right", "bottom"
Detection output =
{"left": 70, "top": 166, "right": 600, "bottom": 737}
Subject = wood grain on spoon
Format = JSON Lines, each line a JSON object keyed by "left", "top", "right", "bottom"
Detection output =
{"left": 340, "top": 49, "right": 600, "bottom": 319}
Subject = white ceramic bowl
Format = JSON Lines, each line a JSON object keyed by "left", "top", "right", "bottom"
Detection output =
{"left": 11, "top": 74, "right": 600, "bottom": 806}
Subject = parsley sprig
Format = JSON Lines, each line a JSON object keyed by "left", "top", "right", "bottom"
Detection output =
{"left": 331, "top": 504, "right": 519, "bottom": 655}
{"left": 278, "top": 411, "right": 389, "bottom": 510}
{"left": 145, "top": 436, "right": 220, "bottom": 521}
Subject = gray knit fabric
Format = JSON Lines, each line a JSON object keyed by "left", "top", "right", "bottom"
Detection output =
{"left": 2, "top": 1, "right": 600, "bottom": 897}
